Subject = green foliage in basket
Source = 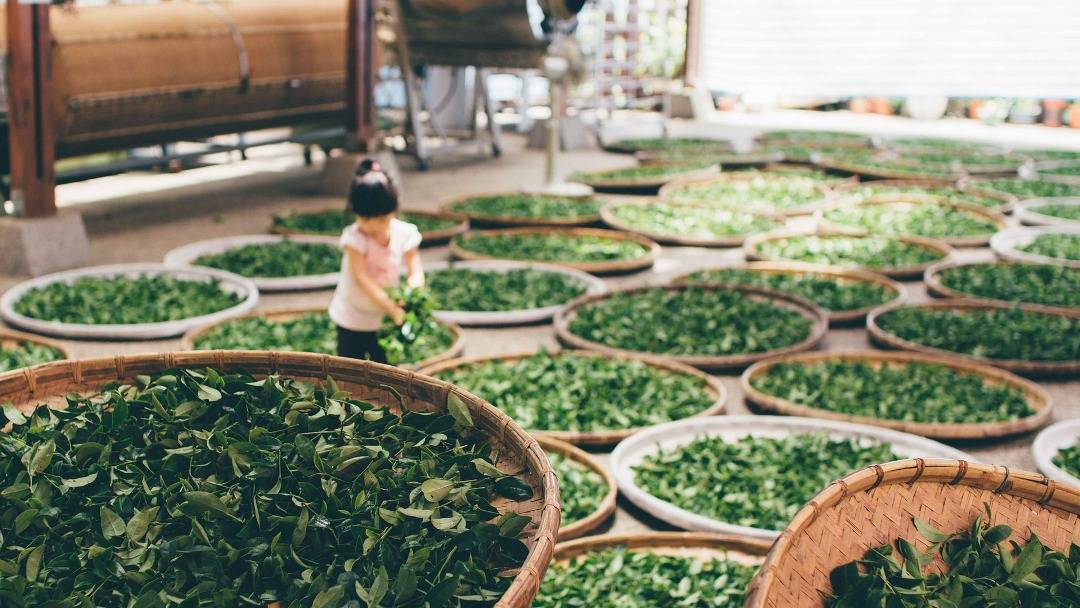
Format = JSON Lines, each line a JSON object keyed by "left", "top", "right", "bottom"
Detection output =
{"left": 824, "top": 202, "right": 998, "bottom": 239}
{"left": 434, "top": 350, "right": 716, "bottom": 434}
{"left": 1024, "top": 150, "right": 1080, "bottom": 162}
{"left": 447, "top": 194, "right": 602, "bottom": 222}
{"left": 886, "top": 137, "right": 1002, "bottom": 154}
{"left": 903, "top": 150, "right": 1023, "bottom": 170}
{"left": 569, "top": 162, "right": 714, "bottom": 184}
{"left": 821, "top": 150, "right": 962, "bottom": 180}
{"left": 828, "top": 509, "right": 1080, "bottom": 607}
{"left": 663, "top": 173, "right": 826, "bottom": 213}
{"left": 977, "top": 178, "right": 1080, "bottom": 199}
{"left": 193, "top": 240, "right": 340, "bottom": 278}
{"left": 1038, "top": 164, "right": 1080, "bottom": 178}
{"left": 751, "top": 360, "right": 1034, "bottom": 424}
{"left": 0, "top": 340, "right": 65, "bottom": 373}
{"left": 607, "top": 137, "right": 730, "bottom": 152}
{"left": 378, "top": 285, "right": 456, "bottom": 366}
{"left": 193, "top": 312, "right": 337, "bottom": 355}
{"left": 633, "top": 434, "right": 898, "bottom": 531}
{"left": 427, "top": 267, "right": 589, "bottom": 312}
{"left": 272, "top": 210, "right": 458, "bottom": 236}
{"left": 682, "top": 268, "right": 895, "bottom": 313}
{"left": 608, "top": 203, "right": 777, "bottom": 240}
{"left": 0, "top": 368, "right": 534, "bottom": 606}
{"left": 534, "top": 546, "right": 757, "bottom": 608}
{"left": 1054, "top": 442, "right": 1080, "bottom": 480}
{"left": 547, "top": 451, "right": 607, "bottom": 527}
{"left": 1019, "top": 233, "right": 1080, "bottom": 261}
{"left": 756, "top": 130, "right": 868, "bottom": 145}
{"left": 567, "top": 287, "right": 812, "bottom": 358}
{"left": 754, "top": 235, "right": 944, "bottom": 270}
{"left": 841, "top": 183, "right": 1008, "bottom": 210}
{"left": 936, "top": 263, "right": 1080, "bottom": 308}
{"left": 12, "top": 274, "right": 243, "bottom": 325}
{"left": 453, "top": 232, "right": 650, "bottom": 264}
{"left": 876, "top": 306, "right": 1080, "bottom": 362}
{"left": 1031, "top": 204, "right": 1080, "bottom": 222}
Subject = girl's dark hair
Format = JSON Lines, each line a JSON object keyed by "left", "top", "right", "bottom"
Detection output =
{"left": 348, "top": 159, "right": 399, "bottom": 217}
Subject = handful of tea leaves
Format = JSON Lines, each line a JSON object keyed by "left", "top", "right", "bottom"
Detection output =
{"left": 378, "top": 284, "right": 455, "bottom": 365}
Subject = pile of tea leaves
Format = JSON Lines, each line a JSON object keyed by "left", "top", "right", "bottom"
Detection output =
{"left": 569, "top": 162, "right": 714, "bottom": 184}
{"left": 753, "top": 235, "right": 944, "bottom": 270}
{"left": 975, "top": 178, "right": 1080, "bottom": 200}
{"left": 447, "top": 194, "right": 602, "bottom": 222}
{"left": 272, "top": 210, "right": 458, "bottom": 236}
{"left": 567, "top": 287, "right": 813, "bottom": 358}
{"left": 633, "top": 434, "right": 898, "bottom": 530}
{"left": 0, "top": 340, "right": 65, "bottom": 373}
{"left": 1053, "top": 441, "right": 1080, "bottom": 480}
{"left": 0, "top": 368, "right": 535, "bottom": 606}
{"left": 1028, "top": 203, "right": 1080, "bottom": 222}
{"left": 1036, "top": 164, "right": 1080, "bottom": 179}
{"left": 823, "top": 202, "right": 998, "bottom": 239}
{"left": 756, "top": 130, "right": 868, "bottom": 146}
{"left": 1019, "top": 233, "right": 1080, "bottom": 261}
{"left": 662, "top": 173, "right": 827, "bottom": 214}
{"left": 378, "top": 285, "right": 456, "bottom": 366}
{"left": 534, "top": 546, "right": 758, "bottom": 608}
{"left": 547, "top": 451, "right": 607, "bottom": 527}
{"left": 681, "top": 267, "right": 895, "bottom": 313}
{"left": 12, "top": 274, "right": 244, "bottom": 325}
{"left": 453, "top": 232, "right": 650, "bottom": 265}
{"left": 828, "top": 509, "right": 1080, "bottom": 607}
{"left": 875, "top": 305, "right": 1080, "bottom": 362}
{"left": 428, "top": 267, "right": 589, "bottom": 313}
{"left": 840, "top": 182, "right": 1008, "bottom": 210}
{"left": 607, "top": 202, "right": 778, "bottom": 240}
{"left": 605, "top": 137, "right": 731, "bottom": 153}
{"left": 751, "top": 359, "right": 1034, "bottom": 424}
{"left": 194, "top": 240, "right": 340, "bottom": 278}
{"left": 434, "top": 350, "right": 715, "bottom": 435}
{"left": 935, "top": 263, "right": 1080, "bottom": 309}
{"left": 192, "top": 312, "right": 337, "bottom": 355}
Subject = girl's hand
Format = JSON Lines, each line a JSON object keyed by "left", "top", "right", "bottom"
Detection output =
{"left": 389, "top": 305, "right": 407, "bottom": 326}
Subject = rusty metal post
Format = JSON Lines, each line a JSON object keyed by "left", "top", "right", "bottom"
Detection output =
{"left": 6, "top": 1, "right": 56, "bottom": 218}
{"left": 345, "top": 0, "right": 377, "bottom": 152}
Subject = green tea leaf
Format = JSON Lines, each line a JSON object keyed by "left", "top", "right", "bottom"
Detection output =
{"left": 100, "top": 506, "right": 125, "bottom": 539}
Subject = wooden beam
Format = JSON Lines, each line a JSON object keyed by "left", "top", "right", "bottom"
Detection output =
{"left": 345, "top": 0, "right": 377, "bottom": 152}
{"left": 6, "top": 1, "right": 56, "bottom": 218}
{"left": 684, "top": 0, "right": 701, "bottom": 87}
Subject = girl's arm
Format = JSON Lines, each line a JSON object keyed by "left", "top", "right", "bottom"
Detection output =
{"left": 346, "top": 247, "right": 406, "bottom": 325}
{"left": 404, "top": 248, "right": 425, "bottom": 288}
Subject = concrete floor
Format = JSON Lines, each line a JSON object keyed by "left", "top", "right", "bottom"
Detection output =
{"left": 1, "top": 132, "right": 1077, "bottom": 536}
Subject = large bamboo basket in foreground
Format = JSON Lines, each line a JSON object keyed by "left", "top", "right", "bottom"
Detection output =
{"left": 745, "top": 459, "right": 1080, "bottom": 607}
{"left": 0, "top": 351, "right": 560, "bottom": 608}
{"left": 418, "top": 349, "right": 727, "bottom": 446}
{"left": 741, "top": 350, "right": 1052, "bottom": 440}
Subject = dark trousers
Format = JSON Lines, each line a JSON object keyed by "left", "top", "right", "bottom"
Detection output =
{"left": 336, "top": 326, "right": 387, "bottom": 364}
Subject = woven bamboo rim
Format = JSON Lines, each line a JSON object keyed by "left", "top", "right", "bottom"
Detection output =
{"left": 450, "top": 227, "right": 660, "bottom": 275}
{"left": 441, "top": 191, "right": 602, "bottom": 228}
{"left": 0, "top": 329, "right": 71, "bottom": 368}
{"left": 867, "top": 299, "right": 1080, "bottom": 376}
{"left": 269, "top": 208, "right": 469, "bottom": 245}
{"left": 0, "top": 351, "right": 560, "bottom": 608}
{"left": 601, "top": 140, "right": 733, "bottom": 155}
{"left": 924, "top": 260, "right": 1080, "bottom": 314}
{"left": 816, "top": 196, "right": 1007, "bottom": 247}
{"left": 180, "top": 307, "right": 465, "bottom": 371}
{"left": 657, "top": 172, "right": 835, "bottom": 217}
{"left": 417, "top": 349, "right": 727, "bottom": 446}
{"left": 552, "top": 531, "right": 771, "bottom": 569}
{"left": 669, "top": 261, "right": 904, "bottom": 326}
{"left": 635, "top": 150, "right": 784, "bottom": 167}
{"left": 534, "top": 436, "right": 617, "bottom": 541}
{"left": 598, "top": 199, "right": 781, "bottom": 248}
{"left": 744, "top": 229, "right": 953, "bottom": 279}
{"left": 570, "top": 164, "right": 720, "bottom": 193}
{"left": 741, "top": 350, "right": 1052, "bottom": 440}
{"left": 745, "top": 459, "right": 1080, "bottom": 608}
{"left": 553, "top": 284, "right": 828, "bottom": 371}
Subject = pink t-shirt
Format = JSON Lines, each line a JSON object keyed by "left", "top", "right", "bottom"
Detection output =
{"left": 328, "top": 218, "right": 422, "bottom": 330}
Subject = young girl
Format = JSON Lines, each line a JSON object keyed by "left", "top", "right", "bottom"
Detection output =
{"left": 329, "top": 159, "right": 424, "bottom": 363}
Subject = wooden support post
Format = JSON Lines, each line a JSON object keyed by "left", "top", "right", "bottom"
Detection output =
{"left": 684, "top": 0, "right": 701, "bottom": 88}
{"left": 6, "top": 1, "right": 56, "bottom": 218}
{"left": 345, "top": 0, "right": 377, "bottom": 152}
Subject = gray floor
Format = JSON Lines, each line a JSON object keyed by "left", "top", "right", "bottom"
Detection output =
{"left": 1, "top": 134, "right": 1076, "bottom": 536}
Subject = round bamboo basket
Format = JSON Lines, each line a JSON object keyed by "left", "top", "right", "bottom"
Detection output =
{"left": 0, "top": 351, "right": 560, "bottom": 608}
{"left": 811, "top": 155, "right": 966, "bottom": 181}
{"left": 441, "top": 192, "right": 602, "bottom": 228}
{"left": 570, "top": 164, "right": 720, "bottom": 194}
{"left": 831, "top": 177, "right": 1016, "bottom": 210}
{"left": 991, "top": 226, "right": 1080, "bottom": 269}
{"left": 1015, "top": 197, "right": 1080, "bottom": 227}
{"left": 960, "top": 181, "right": 1021, "bottom": 212}
{"left": 269, "top": 208, "right": 469, "bottom": 245}
{"left": 450, "top": 227, "right": 660, "bottom": 275}
{"left": 1030, "top": 160, "right": 1080, "bottom": 185}
{"left": 535, "top": 436, "right": 617, "bottom": 541}
{"left": 817, "top": 196, "right": 1007, "bottom": 247}
{"left": 0, "top": 329, "right": 71, "bottom": 370}
{"left": 657, "top": 172, "right": 834, "bottom": 217}
{"left": 924, "top": 260, "right": 1080, "bottom": 314}
{"left": 744, "top": 230, "right": 953, "bottom": 280}
{"left": 598, "top": 199, "right": 782, "bottom": 248}
{"left": 417, "top": 349, "right": 727, "bottom": 446}
{"left": 867, "top": 299, "right": 1080, "bottom": 376}
{"left": 180, "top": 307, "right": 465, "bottom": 371}
{"left": 745, "top": 459, "right": 1080, "bottom": 608}
{"left": 551, "top": 531, "right": 771, "bottom": 569}
{"left": 635, "top": 150, "right": 784, "bottom": 167}
{"left": 741, "top": 350, "right": 1052, "bottom": 440}
{"left": 669, "top": 261, "right": 904, "bottom": 326}
{"left": 601, "top": 139, "right": 733, "bottom": 155}
{"left": 553, "top": 284, "right": 828, "bottom": 371}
